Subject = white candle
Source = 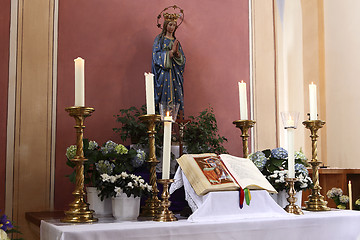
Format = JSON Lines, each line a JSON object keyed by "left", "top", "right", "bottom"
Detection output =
{"left": 349, "top": 180, "right": 353, "bottom": 210}
{"left": 74, "top": 57, "right": 85, "bottom": 107}
{"left": 162, "top": 112, "right": 172, "bottom": 179}
{"left": 238, "top": 81, "right": 248, "bottom": 120}
{"left": 309, "top": 82, "right": 317, "bottom": 120}
{"left": 287, "top": 128, "right": 295, "bottom": 178}
{"left": 145, "top": 72, "right": 155, "bottom": 114}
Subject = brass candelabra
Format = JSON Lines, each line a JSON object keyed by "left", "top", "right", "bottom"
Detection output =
{"left": 153, "top": 179, "right": 177, "bottom": 222}
{"left": 61, "top": 106, "right": 98, "bottom": 223}
{"left": 284, "top": 178, "right": 304, "bottom": 215}
{"left": 138, "top": 114, "right": 161, "bottom": 218}
{"left": 303, "top": 120, "right": 330, "bottom": 211}
{"left": 233, "top": 120, "right": 256, "bottom": 158}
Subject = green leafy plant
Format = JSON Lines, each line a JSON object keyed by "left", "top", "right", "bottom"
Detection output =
{"left": 113, "top": 105, "right": 164, "bottom": 157}
{"left": 183, "top": 107, "right": 228, "bottom": 154}
{"left": 113, "top": 105, "right": 148, "bottom": 144}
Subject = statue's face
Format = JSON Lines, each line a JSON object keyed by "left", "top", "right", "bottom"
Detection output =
{"left": 166, "top": 21, "right": 177, "bottom": 34}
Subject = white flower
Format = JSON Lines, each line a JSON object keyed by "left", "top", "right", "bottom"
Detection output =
{"left": 101, "top": 174, "right": 111, "bottom": 182}
{"left": 114, "top": 187, "right": 123, "bottom": 197}
{"left": 110, "top": 176, "right": 117, "bottom": 183}
{"left": 139, "top": 179, "right": 145, "bottom": 184}
{"left": 120, "top": 172, "right": 128, "bottom": 179}
{"left": 146, "top": 185, "right": 152, "bottom": 191}
{"left": 127, "top": 182, "right": 134, "bottom": 188}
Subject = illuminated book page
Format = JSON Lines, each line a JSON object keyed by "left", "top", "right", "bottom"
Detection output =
{"left": 220, "top": 154, "right": 277, "bottom": 193}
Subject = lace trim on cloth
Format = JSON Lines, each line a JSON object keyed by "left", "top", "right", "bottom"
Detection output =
{"left": 169, "top": 167, "right": 183, "bottom": 194}
{"left": 169, "top": 167, "right": 199, "bottom": 212}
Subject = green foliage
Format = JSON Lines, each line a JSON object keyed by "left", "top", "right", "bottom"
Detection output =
{"left": 113, "top": 105, "right": 148, "bottom": 144}
{"left": 183, "top": 107, "right": 228, "bottom": 154}
{"left": 113, "top": 105, "right": 164, "bottom": 157}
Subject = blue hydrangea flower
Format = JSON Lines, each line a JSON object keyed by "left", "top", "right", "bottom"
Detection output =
{"left": 295, "top": 163, "right": 308, "bottom": 176}
{"left": 66, "top": 145, "right": 77, "bottom": 160}
{"left": 0, "top": 214, "right": 13, "bottom": 232}
{"left": 101, "top": 140, "right": 118, "bottom": 155}
{"left": 95, "top": 160, "right": 115, "bottom": 175}
{"left": 115, "top": 144, "right": 128, "bottom": 155}
{"left": 271, "top": 147, "right": 288, "bottom": 159}
{"left": 249, "top": 151, "right": 267, "bottom": 170}
{"left": 88, "top": 140, "right": 98, "bottom": 151}
{"left": 131, "top": 149, "right": 146, "bottom": 168}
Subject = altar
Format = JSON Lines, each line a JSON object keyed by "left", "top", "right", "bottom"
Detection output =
{"left": 41, "top": 210, "right": 360, "bottom": 240}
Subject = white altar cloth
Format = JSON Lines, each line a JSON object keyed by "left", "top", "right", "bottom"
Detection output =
{"left": 41, "top": 210, "right": 360, "bottom": 240}
{"left": 169, "top": 167, "right": 288, "bottom": 222}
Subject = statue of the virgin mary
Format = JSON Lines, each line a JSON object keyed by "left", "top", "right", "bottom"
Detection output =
{"left": 152, "top": 6, "right": 186, "bottom": 114}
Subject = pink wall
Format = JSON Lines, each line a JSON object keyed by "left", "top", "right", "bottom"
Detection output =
{"left": 56, "top": 0, "right": 249, "bottom": 209}
{"left": 0, "top": 0, "right": 10, "bottom": 212}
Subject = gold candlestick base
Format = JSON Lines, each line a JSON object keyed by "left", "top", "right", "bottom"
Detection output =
{"left": 153, "top": 179, "right": 178, "bottom": 222}
{"left": 61, "top": 106, "right": 98, "bottom": 223}
{"left": 303, "top": 120, "right": 330, "bottom": 211}
{"left": 233, "top": 120, "right": 256, "bottom": 158}
{"left": 284, "top": 178, "right": 303, "bottom": 215}
{"left": 138, "top": 114, "right": 162, "bottom": 219}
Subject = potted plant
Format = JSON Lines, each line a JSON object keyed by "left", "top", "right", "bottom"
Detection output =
{"left": 97, "top": 172, "right": 152, "bottom": 220}
{"left": 182, "top": 107, "right": 228, "bottom": 154}
{"left": 326, "top": 188, "right": 349, "bottom": 209}
{"left": 66, "top": 139, "right": 147, "bottom": 216}
{"left": 249, "top": 147, "right": 313, "bottom": 207}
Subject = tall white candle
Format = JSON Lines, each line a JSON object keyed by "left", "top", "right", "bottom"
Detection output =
{"left": 238, "top": 81, "right": 248, "bottom": 120}
{"left": 145, "top": 73, "right": 155, "bottom": 114}
{"left": 287, "top": 127, "right": 295, "bottom": 178}
{"left": 74, "top": 57, "right": 85, "bottom": 107}
{"left": 162, "top": 112, "right": 172, "bottom": 179}
{"left": 309, "top": 82, "right": 317, "bottom": 120}
{"left": 349, "top": 181, "right": 353, "bottom": 210}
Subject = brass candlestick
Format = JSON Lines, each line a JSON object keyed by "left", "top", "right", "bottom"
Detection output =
{"left": 61, "top": 106, "right": 98, "bottom": 223}
{"left": 284, "top": 178, "right": 304, "bottom": 215}
{"left": 153, "top": 179, "right": 177, "bottom": 222}
{"left": 138, "top": 114, "right": 161, "bottom": 218}
{"left": 303, "top": 120, "right": 330, "bottom": 211}
{"left": 233, "top": 120, "right": 256, "bottom": 158}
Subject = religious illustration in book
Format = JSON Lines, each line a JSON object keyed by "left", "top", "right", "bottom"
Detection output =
{"left": 194, "top": 156, "right": 233, "bottom": 185}
{"left": 152, "top": 5, "right": 186, "bottom": 115}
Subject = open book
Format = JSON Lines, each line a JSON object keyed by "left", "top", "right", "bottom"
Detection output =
{"left": 177, "top": 153, "right": 277, "bottom": 196}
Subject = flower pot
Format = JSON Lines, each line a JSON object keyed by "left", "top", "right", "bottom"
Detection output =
{"left": 271, "top": 190, "right": 302, "bottom": 209}
{"left": 87, "top": 187, "right": 112, "bottom": 217}
{"left": 112, "top": 193, "right": 140, "bottom": 221}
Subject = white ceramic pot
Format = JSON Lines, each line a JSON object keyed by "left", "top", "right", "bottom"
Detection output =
{"left": 112, "top": 193, "right": 140, "bottom": 221}
{"left": 87, "top": 187, "right": 112, "bottom": 217}
{"left": 271, "top": 190, "right": 302, "bottom": 209}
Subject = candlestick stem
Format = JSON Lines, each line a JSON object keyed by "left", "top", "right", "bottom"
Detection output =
{"left": 284, "top": 177, "right": 303, "bottom": 215}
{"left": 303, "top": 120, "right": 330, "bottom": 211}
{"left": 61, "top": 106, "right": 97, "bottom": 223}
{"left": 233, "top": 120, "right": 256, "bottom": 158}
{"left": 138, "top": 114, "right": 161, "bottom": 218}
{"left": 153, "top": 179, "right": 177, "bottom": 222}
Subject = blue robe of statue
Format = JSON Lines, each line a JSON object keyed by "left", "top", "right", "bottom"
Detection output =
{"left": 152, "top": 35, "right": 186, "bottom": 111}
